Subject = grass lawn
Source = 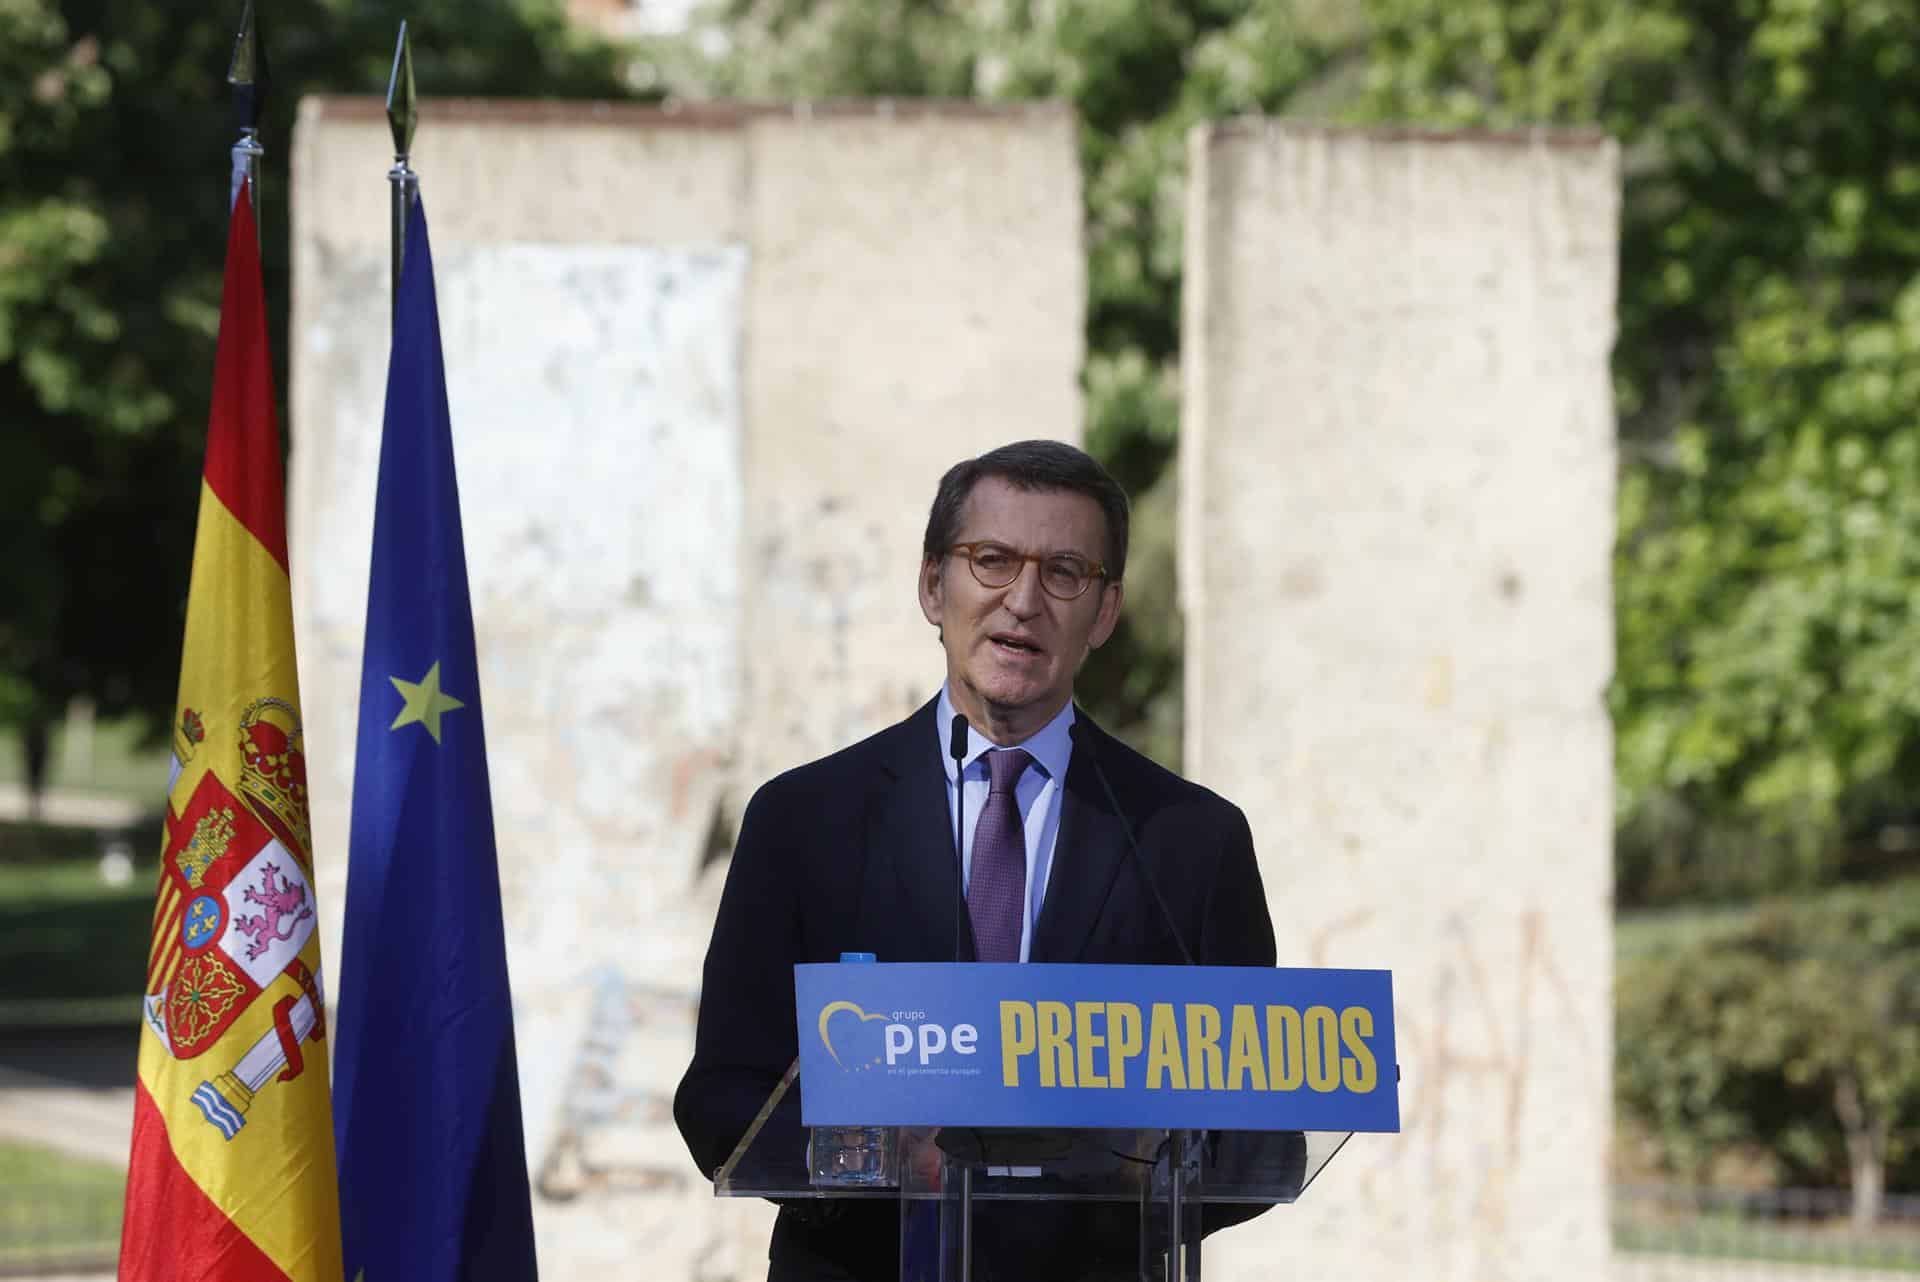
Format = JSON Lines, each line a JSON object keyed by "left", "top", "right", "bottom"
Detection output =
{"left": 0, "top": 1140, "right": 122, "bottom": 1267}
{"left": 0, "top": 860, "right": 157, "bottom": 905}
{"left": 0, "top": 859, "right": 153, "bottom": 1016}
{"left": 1617, "top": 1216, "right": 1920, "bottom": 1272}
{"left": 1615, "top": 900, "right": 1760, "bottom": 960}
{"left": 0, "top": 711, "right": 170, "bottom": 1019}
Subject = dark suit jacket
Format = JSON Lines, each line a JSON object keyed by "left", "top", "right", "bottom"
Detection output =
{"left": 674, "top": 698, "right": 1277, "bottom": 1281}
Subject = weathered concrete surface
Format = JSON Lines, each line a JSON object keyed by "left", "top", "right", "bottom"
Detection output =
{"left": 736, "top": 109, "right": 1085, "bottom": 798}
{"left": 1181, "top": 123, "right": 1619, "bottom": 1282}
{"left": 289, "top": 98, "right": 1081, "bottom": 1277}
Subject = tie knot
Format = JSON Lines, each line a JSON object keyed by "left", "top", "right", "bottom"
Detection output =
{"left": 985, "top": 748, "right": 1033, "bottom": 796}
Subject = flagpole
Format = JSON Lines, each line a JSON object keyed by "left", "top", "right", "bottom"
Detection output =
{"left": 226, "top": 0, "right": 265, "bottom": 220}
{"left": 387, "top": 21, "right": 419, "bottom": 311}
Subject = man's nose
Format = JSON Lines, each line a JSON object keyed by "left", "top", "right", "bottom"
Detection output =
{"left": 1001, "top": 560, "right": 1044, "bottom": 616}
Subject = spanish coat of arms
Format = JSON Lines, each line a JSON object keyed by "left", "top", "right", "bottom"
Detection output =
{"left": 146, "top": 697, "right": 324, "bottom": 1140}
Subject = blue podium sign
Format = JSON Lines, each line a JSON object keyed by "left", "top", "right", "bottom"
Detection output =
{"left": 793, "top": 963, "right": 1398, "bottom": 1133}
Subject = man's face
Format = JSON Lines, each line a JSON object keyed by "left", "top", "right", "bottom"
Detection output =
{"left": 918, "top": 476, "right": 1124, "bottom": 742}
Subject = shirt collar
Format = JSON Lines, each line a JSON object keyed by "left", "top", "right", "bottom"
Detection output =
{"left": 934, "top": 684, "right": 1075, "bottom": 784}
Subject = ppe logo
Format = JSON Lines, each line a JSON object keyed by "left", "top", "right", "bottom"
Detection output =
{"left": 817, "top": 1001, "right": 980, "bottom": 1072}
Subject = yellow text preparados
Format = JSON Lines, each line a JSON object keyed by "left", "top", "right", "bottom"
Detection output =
{"left": 997, "top": 1001, "right": 1378, "bottom": 1093}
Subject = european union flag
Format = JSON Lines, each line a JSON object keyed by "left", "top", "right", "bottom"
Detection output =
{"left": 334, "top": 196, "right": 538, "bottom": 1282}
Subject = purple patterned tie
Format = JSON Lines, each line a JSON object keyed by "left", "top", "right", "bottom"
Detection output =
{"left": 967, "top": 748, "right": 1033, "bottom": 963}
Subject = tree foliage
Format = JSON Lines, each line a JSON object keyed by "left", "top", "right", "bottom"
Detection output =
{"left": 1, "top": 1, "right": 133, "bottom": 752}
{"left": 0, "top": 0, "right": 634, "bottom": 778}
{"left": 1617, "top": 880, "right": 1920, "bottom": 1223}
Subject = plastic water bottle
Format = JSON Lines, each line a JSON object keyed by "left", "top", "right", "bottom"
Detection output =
{"left": 808, "top": 951, "right": 896, "bottom": 1187}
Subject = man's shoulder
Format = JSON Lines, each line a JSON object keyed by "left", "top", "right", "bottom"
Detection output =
{"left": 1072, "top": 713, "right": 1240, "bottom": 818}
{"left": 746, "top": 701, "right": 934, "bottom": 811}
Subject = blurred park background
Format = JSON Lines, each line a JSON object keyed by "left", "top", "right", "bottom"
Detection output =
{"left": 4, "top": 0, "right": 1919, "bottom": 1275}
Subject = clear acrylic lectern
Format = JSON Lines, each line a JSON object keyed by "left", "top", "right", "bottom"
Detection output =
{"left": 710, "top": 1060, "right": 1350, "bottom": 1282}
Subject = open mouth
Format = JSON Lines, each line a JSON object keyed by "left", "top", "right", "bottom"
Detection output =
{"left": 990, "top": 633, "right": 1044, "bottom": 658}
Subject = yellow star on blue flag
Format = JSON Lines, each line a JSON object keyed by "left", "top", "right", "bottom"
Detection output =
{"left": 388, "top": 661, "right": 464, "bottom": 743}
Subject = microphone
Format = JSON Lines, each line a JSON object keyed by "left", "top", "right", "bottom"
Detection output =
{"left": 1069, "top": 719, "right": 1195, "bottom": 966}
{"left": 949, "top": 713, "right": 970, "bottom": 963}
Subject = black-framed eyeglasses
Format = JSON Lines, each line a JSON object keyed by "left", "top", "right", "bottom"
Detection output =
{"left": 947, "top": 541, "right": 1111, "bottom": 601}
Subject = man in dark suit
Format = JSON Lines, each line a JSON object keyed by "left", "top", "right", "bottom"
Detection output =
{"left": 675, "top": 441, "right": 1276, "bottom": 1281}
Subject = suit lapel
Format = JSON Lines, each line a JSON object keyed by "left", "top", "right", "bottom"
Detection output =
{"left": 1030, "top": 718, "right": 1130, "bottom": 963}
{"left": 867, "top": 700, "right": 977, "bottom": 961}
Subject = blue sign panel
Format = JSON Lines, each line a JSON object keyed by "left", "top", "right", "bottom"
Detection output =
{"left": 793, "top": 963, "right": 1398, "bottom": 1133}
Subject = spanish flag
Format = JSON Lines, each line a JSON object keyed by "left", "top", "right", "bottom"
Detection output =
{"left": 118, "top": 183, "right": 343, "bottom": 1282}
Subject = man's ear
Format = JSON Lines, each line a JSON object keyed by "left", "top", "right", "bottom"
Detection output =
{"left": 918, "top": 558, "right": 945, "bottom": 627}
{"left": 1087, "top": 581, "right": 1125, "bottom": 651}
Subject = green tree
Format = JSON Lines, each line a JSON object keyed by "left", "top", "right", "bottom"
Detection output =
{"left": 0, "top": 0, "right": 123, "bottom": 804}
{"left": 0, "top": 1, "right": 636, "bottom": 797}
{"left": 1617, "top": 879, "right": 1920, "bottom": 1225}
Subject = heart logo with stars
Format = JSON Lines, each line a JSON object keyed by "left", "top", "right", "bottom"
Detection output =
{"left": 817, "top": 1000, "right": 888, "bottom": 1071}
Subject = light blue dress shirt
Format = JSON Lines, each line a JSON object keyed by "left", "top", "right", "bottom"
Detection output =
{"left": 934, "top": 684, "right": 1075, "bottom": 963}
